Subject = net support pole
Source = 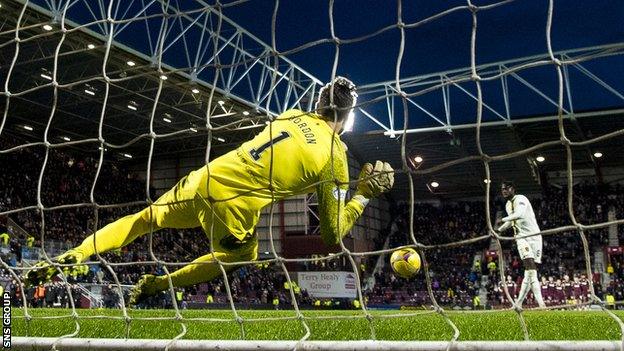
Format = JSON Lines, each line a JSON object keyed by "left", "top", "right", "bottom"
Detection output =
{"left": 9, "top": 338, "right": 623, "bottom": 351}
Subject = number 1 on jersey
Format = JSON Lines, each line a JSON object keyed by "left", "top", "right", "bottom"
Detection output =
{"left": 250, "top": 131, "right": 291, "bottom": 161}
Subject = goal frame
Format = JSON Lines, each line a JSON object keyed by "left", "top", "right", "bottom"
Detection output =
{"left": 10, "top": 337, "right": 623, "bottom": 351}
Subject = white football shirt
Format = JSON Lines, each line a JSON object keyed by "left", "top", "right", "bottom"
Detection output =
{"left": 500, "top": 194, "right": 541, "bottom": 238}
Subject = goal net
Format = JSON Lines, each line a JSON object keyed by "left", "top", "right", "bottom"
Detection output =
{"left": 1, "top": 0, "right": 624, "bottom": 350}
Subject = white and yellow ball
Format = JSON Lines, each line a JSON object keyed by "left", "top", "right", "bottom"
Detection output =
{"left": 390, "top": 248, "right": 421, "bottom": 279}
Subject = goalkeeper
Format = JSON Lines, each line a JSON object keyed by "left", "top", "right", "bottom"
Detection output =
{"left": 25, "top": 76, "right": 394, "bottom": 305}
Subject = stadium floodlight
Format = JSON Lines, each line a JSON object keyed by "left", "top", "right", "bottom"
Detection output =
{"left": 414, "top": 156, "right": 423, "bottom": 163}
{"left": 87, "top": 43, "right": 95, "bottom": 49}
{"left": 593, "top": 152, "right": 603, "bottom": 158}
{"left": 536, "top": 156, "right": 546, "bottom": 162}
{"left": 126, "top": 60, "right": 136, "bottom": 66}
{"left": 61, "top": 136, "right": 71, "bottom": 141}
{"left": 42, "top": 24, "right": 53, "bottom": 31}
{"left": 342, "top": 111, "right": 355, "bottom": 133}
{"left": 430, "top": 181, "right": 439, "bottom": 188}
{"left": 163, "top": 117, "right": 172, "bottom": 123}
{"left": 23, "top": 125, "right": 33, "bottom": 131}
{"left": 84, "top": 89, "right": 95, "bottom": 96}
{"left": 40, "top": 73, "right": 52, "bottom": 80}
{"left": 191, "top": 88, "right": 200, "bottom": 94}
{"left": 127, "top": 101, "right": 138, "bottom": 111}
{"left": 242, "top": 111, "right": 250, "bottom": 116}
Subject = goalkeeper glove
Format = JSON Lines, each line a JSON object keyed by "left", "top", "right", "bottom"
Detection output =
{"left": 24, "top": 249, "right": 84, "bottom": 286}
{"left": 355, "top": 160, "right": 394, "bottom": 199}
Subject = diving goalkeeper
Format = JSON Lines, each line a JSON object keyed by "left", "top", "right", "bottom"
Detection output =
{"left": 25, "top": 76, "right": 394, "bottom": 305}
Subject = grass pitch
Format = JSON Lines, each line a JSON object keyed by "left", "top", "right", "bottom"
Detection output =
{"left": 11, "top": 308, "right": 624, "bottom": 341}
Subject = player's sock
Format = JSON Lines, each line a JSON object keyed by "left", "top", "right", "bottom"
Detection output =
{"left": 515, "top": 271, "right": 531, "bottom": 308}
{"left": 130, "top": 252, "right": 231, "bottom": 305}
{"left": 528, "top": 270, "right": 546, "bottom": 308}
{"left": 155, "top": 250, "right": 251, "bottom": 291}
{"left": 73, "top": 210, "right": 154, "bottom": 259}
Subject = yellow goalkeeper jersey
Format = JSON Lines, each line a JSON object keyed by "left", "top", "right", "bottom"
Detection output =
{"left": 194, "top": 109, "right": 365, "bottom": 244}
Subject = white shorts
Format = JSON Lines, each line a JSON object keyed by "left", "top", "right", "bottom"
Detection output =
{"left": 516, "top": 235, "right": 542, "bottom": 264}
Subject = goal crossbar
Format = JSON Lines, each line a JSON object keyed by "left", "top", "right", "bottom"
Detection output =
{"left": 9, "top": 338, "right": 623, "bottom": 351}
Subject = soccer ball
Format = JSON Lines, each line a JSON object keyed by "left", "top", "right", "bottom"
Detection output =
{"left": 390, "top": 248, "right": 421, "bottom": 279}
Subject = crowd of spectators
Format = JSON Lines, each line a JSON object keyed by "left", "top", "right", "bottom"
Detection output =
{"left": 2, "top": 139, "right": 624, "bottom": 310}
{"left": 603, "top": 254, "right": 624, "bottom": 305}
{"left": 0, "top": 141, "right": 212, "bottom": 307}
{"left": 487, "top": 273, "right": 596, "bottom": 308}
{"left": 481, "top": 182, "right": 617, "bottom": 307}
{"left": 0, "top": 141, "right": 365, "bottom": 310}
{"left": 368, "top": 182, "right": 622, "bottom": 309}
{"left": 366, "top": 202, "right": 487, "bottom": 308}
{"left": 0, "top": 269, "right": 84, "bottom": 308}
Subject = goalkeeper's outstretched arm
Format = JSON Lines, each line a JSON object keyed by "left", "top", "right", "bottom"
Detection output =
{"left": 317, "top": 159, "right": 394, "bottom": 245}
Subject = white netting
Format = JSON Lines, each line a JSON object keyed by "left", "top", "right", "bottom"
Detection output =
{"left": 1, "top": 0, "right": 624, "bottom": 350}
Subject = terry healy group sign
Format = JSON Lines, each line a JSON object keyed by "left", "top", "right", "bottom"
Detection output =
{"left": 297, "top": 271, "right": 357, "bottom": 298}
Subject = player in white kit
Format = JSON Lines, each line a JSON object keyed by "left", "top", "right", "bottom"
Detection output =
{"left": 496, "top": 181, "right": 546, "bottom": 309}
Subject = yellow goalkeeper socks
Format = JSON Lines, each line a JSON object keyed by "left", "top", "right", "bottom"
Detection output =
{"left": 73, "top": 211, "right": 155, "bottom": 259}
{"left": 150, "top": 249, "right": 258, "bottom": 292}
{"left": 150, "top": 252, "right": 231, "bottom": 291}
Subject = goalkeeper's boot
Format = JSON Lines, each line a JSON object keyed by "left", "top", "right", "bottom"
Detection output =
{"left": 129, "top": 274, "right": 163, "bottom": 307}
{"left": 23, "top": 250, "right": 84, "bottom": 286}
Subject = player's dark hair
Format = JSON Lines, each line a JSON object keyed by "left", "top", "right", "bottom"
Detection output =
{"left": 501, "top": 180, "right": 515, "bottom": 189}
{"left": 315, "top": 76, "right": 358, "bottom": 122}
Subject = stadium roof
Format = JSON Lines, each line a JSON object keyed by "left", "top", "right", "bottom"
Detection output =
{"left": 0, "top": 0, "right": 321, "bottom": 158}
{"left": 1, "top": 0, "right": 623, "bottom": 200}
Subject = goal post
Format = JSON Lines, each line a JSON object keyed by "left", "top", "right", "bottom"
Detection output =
{"left": 9, "top": 338, "right": 624, "bottom": 351}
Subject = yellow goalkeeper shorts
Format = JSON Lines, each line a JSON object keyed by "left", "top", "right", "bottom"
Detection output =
{"left": 149, "top": 166, "right": 258, "bottom": 257}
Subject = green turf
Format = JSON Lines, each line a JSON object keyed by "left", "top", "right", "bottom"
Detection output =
{"left": 10, "top": 308, "right": 624, "bottom": 341}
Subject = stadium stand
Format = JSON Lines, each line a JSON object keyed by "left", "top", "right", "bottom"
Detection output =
{"left": 1, "top": 141, "right": 623, "bottom": 310}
